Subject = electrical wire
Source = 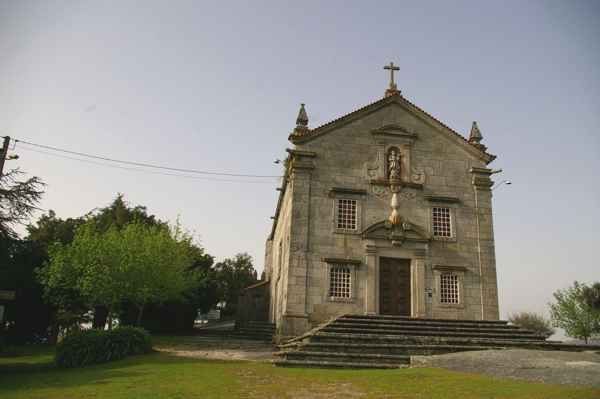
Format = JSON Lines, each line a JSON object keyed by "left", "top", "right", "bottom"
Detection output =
{"left": 4, "top": 136, "right": 282, "bottom": 178}
{"left": 18, "top": 146, "right": 280, "bottom": 184}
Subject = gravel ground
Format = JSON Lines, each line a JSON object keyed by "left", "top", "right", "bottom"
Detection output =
{"left": 412, "top": 349, "right": 600, "bottom": 387}
{"left": 155, "top": 336, "right": 276, "bottom": 362}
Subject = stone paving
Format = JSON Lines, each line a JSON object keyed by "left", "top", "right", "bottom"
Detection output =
{"left": 412, "top": 348, "right": 600, "bottom": 387}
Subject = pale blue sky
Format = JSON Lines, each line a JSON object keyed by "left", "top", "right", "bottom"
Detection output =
{"left": 1, "top": 1, "right": 598, "bottom": 319}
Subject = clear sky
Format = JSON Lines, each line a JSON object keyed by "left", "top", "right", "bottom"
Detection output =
{"left": 1, "top": 1, "right": 598, "bottom": 320}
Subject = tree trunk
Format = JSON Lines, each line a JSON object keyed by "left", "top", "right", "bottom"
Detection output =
{"left": 92, "top": 306, "right": 109, "bottom": 330}
{"left": 48, "top": 323, "right": 59, "bottom": 345}
{"left": 107, "top": 313, "right": 113, "bottom": 330}
{"left": 136, "top": 304, "right": 145, "bottom": 327}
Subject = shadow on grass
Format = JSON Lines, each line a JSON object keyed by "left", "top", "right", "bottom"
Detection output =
{"left": 0, "top": 350, "right": 243, "bottom": 395}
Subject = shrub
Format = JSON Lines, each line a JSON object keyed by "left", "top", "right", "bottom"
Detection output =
{"left": 55, "top": 326, "right": 152, "bottom": 368}
{"left": 509, "top": 312, "right": 555, "bottom": 337}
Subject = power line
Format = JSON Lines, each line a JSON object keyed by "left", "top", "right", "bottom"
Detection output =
{"left": 5, "top": 136, "right": 282, "bottom": 178}
{"left": 18, "top": 146, "right": 279, "bottom": 184}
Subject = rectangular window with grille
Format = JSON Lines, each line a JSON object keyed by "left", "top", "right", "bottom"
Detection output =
{"left": 432, "top": 207, "right": 452, "bottom": 237}
{"left": 329, "top": 264, "right": 352, "bottom": 299}
{"left": 440, "top": 273, "right": 460, "bottom": 304}
{"left": 336, "top": 199, "right": 358, "bottom": 231}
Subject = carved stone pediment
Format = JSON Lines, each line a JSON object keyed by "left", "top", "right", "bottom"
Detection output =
{"left": 362, "top": 219, "right": 431, "bottom": 246}
{"left": 370, "top": 124, "right": 418, "bottom": 140}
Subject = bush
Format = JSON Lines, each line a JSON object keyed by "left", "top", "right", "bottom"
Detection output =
{"left": 509, "top": 312, "right": 555, "bottom": 337}
{"left": 55, "top": 326, "right": 152, "bottom": 368}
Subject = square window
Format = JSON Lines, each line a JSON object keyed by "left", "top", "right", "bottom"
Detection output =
{"left": 440, "top": 273, "right": 460, "bottom": 304}
{"left": 432, "top": 207, "right": 452, "bottom": 237}
{"left": 329, "top": 264, "right": 352, "bottom": 299}
{"left": 336, "top": 199, "right": 358, "bottom": 231}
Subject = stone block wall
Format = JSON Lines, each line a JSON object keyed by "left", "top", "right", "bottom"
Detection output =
{"left": 266, "top": 99, "right": 500, "bottom": 337}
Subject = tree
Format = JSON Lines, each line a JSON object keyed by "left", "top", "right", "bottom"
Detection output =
{"left": 549, "top": 281, "right": 600, "bottom": 344}
{"left": 214, "top": 253, "right": 258, "bottom": 316}
{"left": 39, "top": 220, "right": 199, "bottom": 330}
{"left": 582, "top": 282, "right": 600, "bottom": 311}
{"left": 26, "top": 210, "right": 83, "bottom": 249}
{"left": 508, "top": 312, "right": 555, "bottom": 338}
{"left": 0, "top": 168, "right": 44, "bottom": 239}
{"left": 87, "top": 193, "right": 166, "bottom": 233}
{"left": 83, "top": 194, "right": 167, "bottom": 328}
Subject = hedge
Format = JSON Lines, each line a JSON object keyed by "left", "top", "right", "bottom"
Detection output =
{"left": 55, "top": 326, "right": 152, "bottom": 368}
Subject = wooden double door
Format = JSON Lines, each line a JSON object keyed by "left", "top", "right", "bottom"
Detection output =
{"left": 379, "top": 257, "right": 411, "bottom": 316}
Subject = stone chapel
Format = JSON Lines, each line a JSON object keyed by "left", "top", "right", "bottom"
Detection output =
{"left": 264, "top": 64, "right": 500, "bottom": 337}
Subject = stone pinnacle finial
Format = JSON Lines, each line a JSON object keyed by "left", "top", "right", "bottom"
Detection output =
{"left": 469, "top": 121, "right": 487, "bottom": 151}
{"left": 469, "top": 121, "right": 482, "bottom": 143}
{"left": 291, "top": 103, "right": 310, "bottom": 137}
{"left": 296, "top": 103, "right": 308, "bottom": 128}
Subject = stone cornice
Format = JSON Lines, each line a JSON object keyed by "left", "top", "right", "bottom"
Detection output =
{"left": 433, "top": 265, "right": 469, "bottom": 272}
{"left": 329, "top": 187, "right": 368, "bottom": 197}
{"left": 286, "top": 148, "right": 317, "bottom": 158}
{"left": 322, "top": 257, "right": 362, "bottom": 265}
{"left": 370, "top": 124, "right": 418, "bottom": 140}
{"left": 370, "top": 178, "right": 423, "bottom": 190}
{"left": 424, "top": 195, "right": 461, "bottom": 203}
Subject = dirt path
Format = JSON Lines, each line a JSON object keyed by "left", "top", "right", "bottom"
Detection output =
{"left": 155, "top": 336, "right": 276, "bottom": 362}
{"left": 413, "top": 349, "right": 600, "bottom": 387}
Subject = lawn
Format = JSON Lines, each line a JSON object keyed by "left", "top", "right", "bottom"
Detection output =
{"left": 1, "top": 344, "right": 599, "bottom": 399}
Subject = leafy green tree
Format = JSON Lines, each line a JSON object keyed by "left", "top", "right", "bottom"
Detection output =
{"left": 87, "top": 193, "right": 166, "bottom": 232}
{"left": 82, "top": 194, "right": 167, "bottom": 328}
{"left": 508, "top": 312, "right": 555, "bottom": 338}
{"left": 214, "top": 253, "right": 258, "bottom": 316}
{"left": 39, "top": 221, "right": 199, "bottom": 329}
{"left": 549, "top": 281, "right": 600, "bottom": 344}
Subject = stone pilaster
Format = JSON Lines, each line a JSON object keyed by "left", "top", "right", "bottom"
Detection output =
{"left": 364, "top": 245, "right": 378, "bottom": 315}
{"left": 281, "top": 149, "right": 315, "bottom": 336}
{"left": 470, "top": 167, "right": 500, "bottom": 320}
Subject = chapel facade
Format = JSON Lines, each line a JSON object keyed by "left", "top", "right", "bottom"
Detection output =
{"left": 264, "top": 65, "right": 500, "bottom": 337}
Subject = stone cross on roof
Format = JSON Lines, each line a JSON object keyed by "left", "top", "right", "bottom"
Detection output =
{"left": 384, "top": 62, "right": 401, "bottom": 97}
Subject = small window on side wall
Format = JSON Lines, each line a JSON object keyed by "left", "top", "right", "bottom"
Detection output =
{"left": 336, "top": 198, "right": 358, "bottom": 231}
{"left": 440, "top": 273, "right": 460, "bottom": 304}
{"left": 432, "top": 206, "right": 452, "bottom": 238}
{"left": 329, "top": 264, "right": 352, "bottom": 299}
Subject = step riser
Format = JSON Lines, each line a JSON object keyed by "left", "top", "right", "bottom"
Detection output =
{"left": 334, "top": 321, "right": 522, "bottom": 331}
{"left": 321, "top": 328, "right": 543, "bottom": 340}
{"left": 274, "top": 360, "right": 404, "bottom": 369}
{"left": 337, "top": 318, "right": 517, "bottom": 329}
{"left": 312, "top": 335, "right": 543, "bottom": 346}
{"left": 282, "top": 354, "right": 409, "bottom": 365}
{"left": 341, "top": 315, "right": 508, "bottom": 325}
{"left": 298, "top": 346, "right": 487, "bottom": 356}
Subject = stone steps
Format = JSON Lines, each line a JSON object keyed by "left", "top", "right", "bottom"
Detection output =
{"left": 341, "top": 314, "right": 509, "bottom": 325}
{"left": 336, "top": 317, "right": 520, "bottom": 329}
{"left": 312, "top": 331, "right": 551, "bottom": 345}
{"left": 294, "top": 342, "right": 506, "bottom": 356}
{"left": 320, "top": 326, "right": 545, "bottom": 340}
{"left": 273, "top": 313, "right": 585, "bottom": 368}
{"left": 273, "top": 359, "right": 406, "bottom": 369}
{"left": 234, "top": 321, "right": 275, "bottom": 342}
{"left": 275, "top": 350, "right": 411, "bottom": 365}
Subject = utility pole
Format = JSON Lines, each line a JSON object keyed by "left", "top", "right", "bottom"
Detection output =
{"left": 0, "top": 136, "right": 9, "bottom": 177}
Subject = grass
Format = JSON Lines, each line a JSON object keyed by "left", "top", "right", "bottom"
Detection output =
{"left": 1, "top": 344, "right": 599, "bottom": 399}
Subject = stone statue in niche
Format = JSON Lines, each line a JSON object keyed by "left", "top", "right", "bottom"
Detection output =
{"left": 387, "top": 148, "right": 401, "bottom": 181}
